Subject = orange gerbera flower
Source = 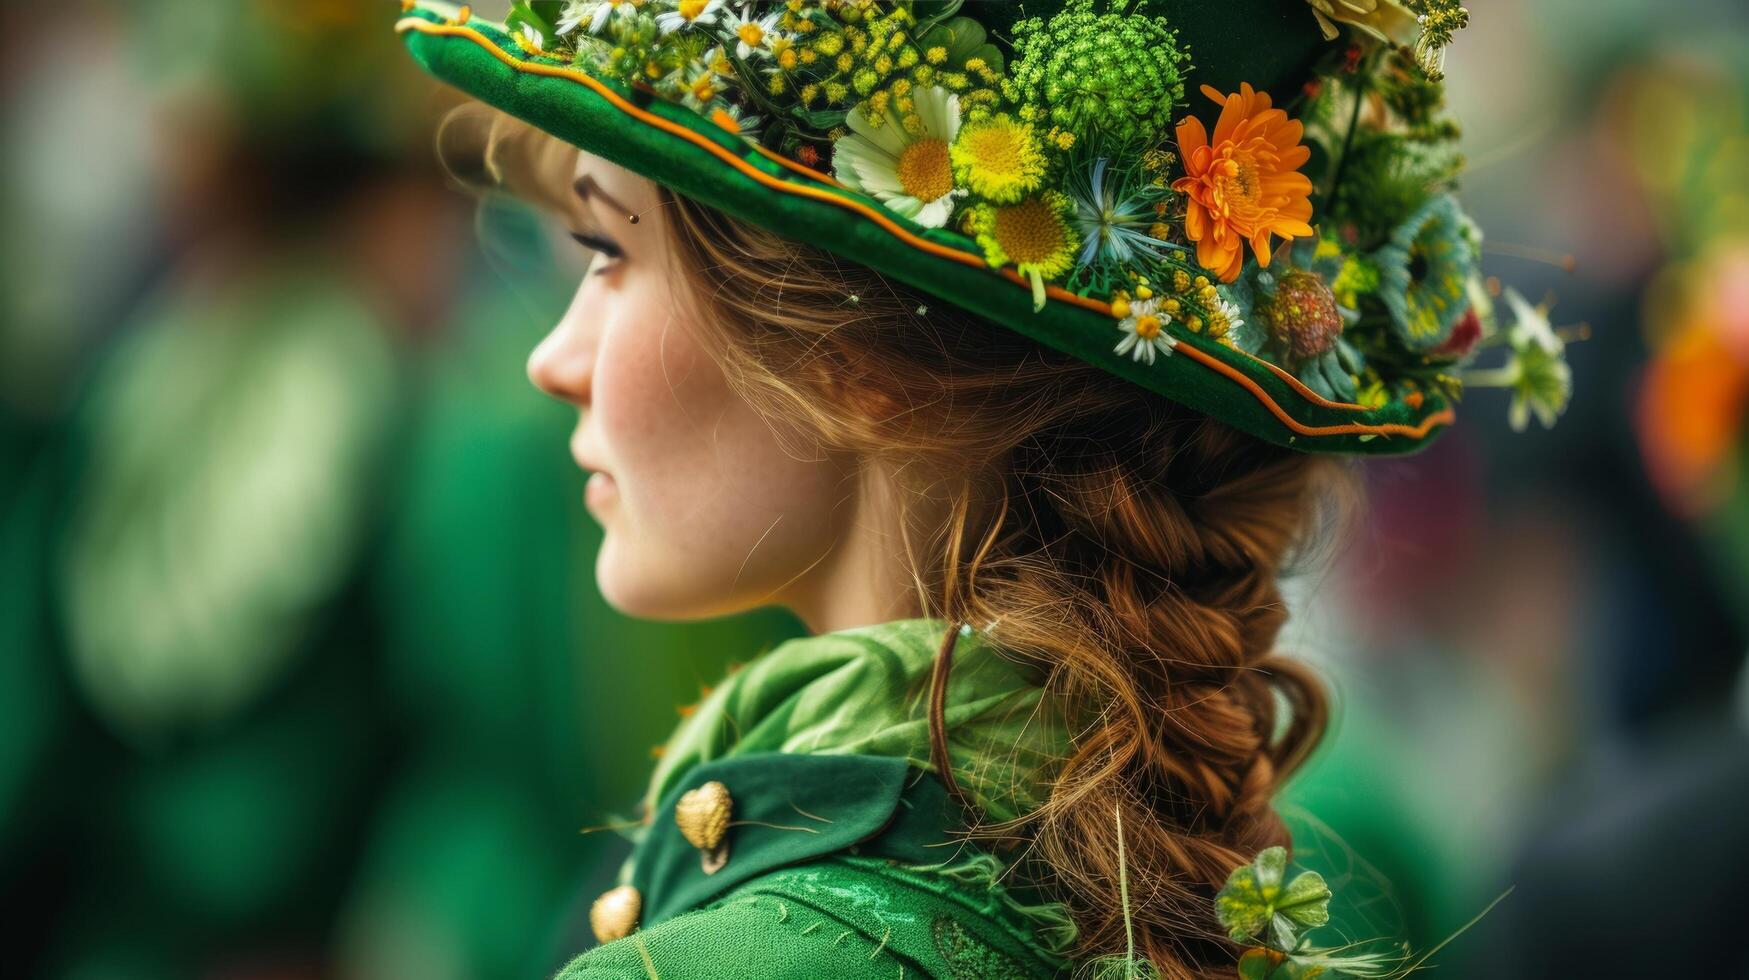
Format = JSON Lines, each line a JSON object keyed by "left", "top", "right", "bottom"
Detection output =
{"left": 1173, "top": 83, "right": 1315, "bottom": 283}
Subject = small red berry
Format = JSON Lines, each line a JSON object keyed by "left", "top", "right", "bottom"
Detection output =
{"left": 1431, "top": 308, "right": 1483, "bottom": 359}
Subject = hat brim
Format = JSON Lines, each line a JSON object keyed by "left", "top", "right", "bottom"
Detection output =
{"left": 397, "top": 3, "right": 1455, "bottom": 455}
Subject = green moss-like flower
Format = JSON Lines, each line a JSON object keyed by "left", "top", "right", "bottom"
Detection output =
{"left": 1006, "top": 0, "right": 1190, "bottom": 151}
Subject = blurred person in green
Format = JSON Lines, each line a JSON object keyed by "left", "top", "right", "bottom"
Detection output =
{"left": 2, "top": 2, "right": 798, "bottom": 979}
{"left": 1463, "top": 31, "right": 1749, "bottom": 978}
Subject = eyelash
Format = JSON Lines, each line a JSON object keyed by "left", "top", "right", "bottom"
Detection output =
{"left": 571, "top": 231, "right": 623, "bottom": 271}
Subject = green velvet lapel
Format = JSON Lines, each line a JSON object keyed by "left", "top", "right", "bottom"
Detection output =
{"left": 632, "top": 752, "right": 964, "bottom": 926}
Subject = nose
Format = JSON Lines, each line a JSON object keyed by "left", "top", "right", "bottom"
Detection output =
{"left": 527, "top": 315, "right": 594, "bottom": 407}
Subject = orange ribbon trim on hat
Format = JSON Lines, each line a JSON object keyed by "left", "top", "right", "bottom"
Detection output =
{"left": 395, "top": 15, "right": 1455, "bottom": 442}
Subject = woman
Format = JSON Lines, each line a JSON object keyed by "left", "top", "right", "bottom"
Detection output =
{"left": 394, "top": 1, "right": 1570, "bottom": 976}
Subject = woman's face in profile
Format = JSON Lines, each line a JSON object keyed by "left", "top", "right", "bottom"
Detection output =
{"left": 526, "top": 150, "right": 851, "bottom": 621}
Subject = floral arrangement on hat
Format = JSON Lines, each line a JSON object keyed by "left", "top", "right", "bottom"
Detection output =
{"left": 498, "top": 0, "right": 1572, "bottom": 431}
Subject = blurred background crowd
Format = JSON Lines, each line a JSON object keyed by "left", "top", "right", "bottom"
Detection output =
{"left": 2, "top": 1, "right": 1745, "bottom": 977}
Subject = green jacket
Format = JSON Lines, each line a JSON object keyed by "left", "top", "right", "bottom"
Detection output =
{"left": 555, "top": 619, "right": 1077, "bottom": 979}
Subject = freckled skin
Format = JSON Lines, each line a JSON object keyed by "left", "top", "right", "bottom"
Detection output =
{"left": 526, "top": 151, "right": 854, "bottom": 621}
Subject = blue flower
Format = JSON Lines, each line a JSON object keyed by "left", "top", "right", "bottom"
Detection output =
{"left": 1372, "top": 193, "right": 1478, "bottom": 353}
{"left": 1067, "top": 157, "right": 1180, "bottom": 272}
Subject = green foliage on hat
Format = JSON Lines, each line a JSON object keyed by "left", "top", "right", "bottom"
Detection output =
{"left": 395, "top": 0, "right": 1565, "bottom": 452}
{"left": 1006, "top": 0, "right": 1190, "bottom": 151}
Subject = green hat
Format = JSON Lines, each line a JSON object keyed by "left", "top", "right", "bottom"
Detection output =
{"left": 395, "top": 0, "right": 1572, "bottom": 454}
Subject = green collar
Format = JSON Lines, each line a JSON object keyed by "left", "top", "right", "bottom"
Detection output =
{"left": 616, "top": 619, "right": 1079, "bottom": 960}
{"left": 642, "top": 617, "right": 1068, "bottom": 826}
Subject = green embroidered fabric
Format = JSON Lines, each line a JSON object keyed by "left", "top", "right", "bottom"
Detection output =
{"left": 933, "top": 916, "right": 1035, "bottom": 980}
{"left": 561, "top": 856, "right": 1062, "bottom": 979}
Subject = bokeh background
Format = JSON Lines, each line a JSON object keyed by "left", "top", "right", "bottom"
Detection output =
{"left": 2, "top": 1, "right": 1745, "bottom": 977}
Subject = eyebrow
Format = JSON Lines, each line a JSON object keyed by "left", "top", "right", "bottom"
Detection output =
{"left": 572, "top": 174, "right": 638, "bottom": 225}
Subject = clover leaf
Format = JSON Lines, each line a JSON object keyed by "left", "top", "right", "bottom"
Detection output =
{"left": 1216, "top": 847, "right": 1333, "bottom": 946}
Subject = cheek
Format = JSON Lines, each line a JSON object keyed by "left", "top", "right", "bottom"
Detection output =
{"left": 590, "top": 284, "right": 848, "bottom": 617}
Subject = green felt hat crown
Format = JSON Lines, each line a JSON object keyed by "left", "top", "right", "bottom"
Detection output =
{"left": 396, "top": 0, "right": 1572, "bottom": 454}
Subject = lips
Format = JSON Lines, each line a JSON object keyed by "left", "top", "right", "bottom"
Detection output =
{"left": 569, "top": 431, "right": 607, "bottom": 477}
{"left": 570, "top": 433, "right": 616, "bottom": 510}
{"left": 584, "top": 469, "right": 618, "bottom": 510}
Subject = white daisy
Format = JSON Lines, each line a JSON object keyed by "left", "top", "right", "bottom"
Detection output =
{"left": 1218, "top": 297, "right": 1245, "bottom": 334}
{"left": 515, "top": 22, "right": 545, "bottom": 52}
{"left": 1112, "top": 296, "right": 1178, "bottom": 365}
{"left": 676, "top": 64, "right": 725, "bottom": 112}
{"left": 555, "top": 0, "right": 600, "bottom": 34}
{"left": 698, "top": 44, "right": 733, "bottom": 75}
{"left": 708, "top": 102, "right": 762, "bottom": 139}
{"left": 1501, "top": 288, "right": 1571, "bottom": 431}
{"left": 721, "top": 4, "right": 782, "bottom": 60}
{"left": 653, "top": 44, "right": 723, "bottom": 105}
{"left": 1304, "top": 0, "right": 1418, "bottom": 44}
{"left": 1505, "top": 287, "right": 1560, "bottom": 355}
{"left": 830, "top": 86, "right": 964, "bottom": 229}
{"left": 655, "top": 0, "right": 725, "bottom": 35}
{"left": 1461, "top": 288, "right": 1572, "bottom": 431}
{"left": 558, "top": 0, "right": 641, "bottom": 36}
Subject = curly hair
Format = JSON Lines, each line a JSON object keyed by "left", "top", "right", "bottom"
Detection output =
{"left": 444, "top": 106, "right": 1348, "bottom": 978}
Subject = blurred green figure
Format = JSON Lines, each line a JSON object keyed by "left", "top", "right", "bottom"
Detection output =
{"left": 1, "top": 3, "right": 797, "bottom": 978}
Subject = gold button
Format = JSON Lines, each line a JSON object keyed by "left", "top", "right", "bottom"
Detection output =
{"left": 675, "top": 780, "right": 733, "bottom": 874}
{"left": 589, "top": 885, "right": 641, "bottom": 944}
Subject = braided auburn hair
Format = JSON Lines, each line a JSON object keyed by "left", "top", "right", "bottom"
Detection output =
{"left": 453, "top": 109, "right": 1346, "bottom": 978}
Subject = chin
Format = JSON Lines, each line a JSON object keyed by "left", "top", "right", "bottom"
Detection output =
{"left": 594, "top": 536, "right": 736, "bottom": 622}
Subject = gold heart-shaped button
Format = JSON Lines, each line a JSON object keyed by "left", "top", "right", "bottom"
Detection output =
{"left": 675, "top": 780, "right": 732, "bottom": 851}
{"left": 675, "top": 779, "right": 733, "bottom": 873}
{"left": 589, "top": 885, "right": 641, "bottom": 944}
